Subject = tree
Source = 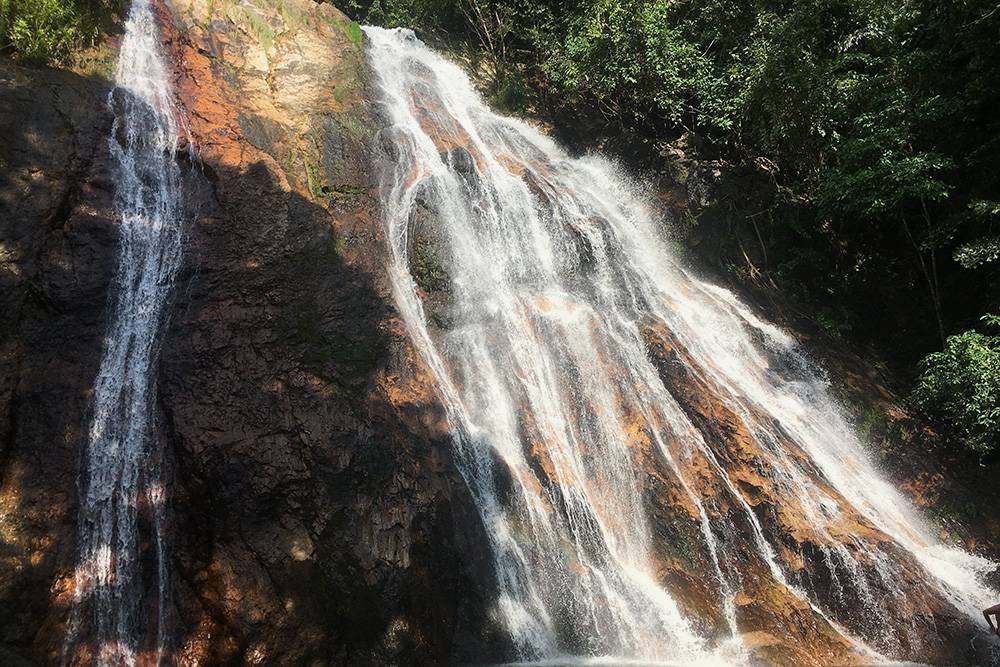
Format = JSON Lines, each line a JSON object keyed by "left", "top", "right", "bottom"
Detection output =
{"left": 913, "top": 315, "right": 1000, "bottom": 457}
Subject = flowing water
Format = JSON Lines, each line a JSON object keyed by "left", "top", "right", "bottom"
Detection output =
{"left": 64, "top": 1, "right": 188, "bottom": 664}
{"left": 364, "top": 26, "right": 998, "bottom": 664}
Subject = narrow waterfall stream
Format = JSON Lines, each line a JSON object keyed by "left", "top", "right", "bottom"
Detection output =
{"left": 364, "top": 26, "right": 998, "bottom": 664}
{"left": 64, "top": 1, "right": 188, "bottom": 664}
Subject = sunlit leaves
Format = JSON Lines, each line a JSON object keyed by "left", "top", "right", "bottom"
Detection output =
{"left": 954, "top": 237, "right": 1000, "bottom": 269}
{"left": 1, "top": 0, "right": 122, "bottom": 63}
{"left": 914, "top": 316, "right": 1000, "bottom": 456}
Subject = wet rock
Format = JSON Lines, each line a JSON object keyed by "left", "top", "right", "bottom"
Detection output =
{"left": 156, "top": 0, "right": 500, "bottom": 663}
{"left": 638, "top": 320, "right": 986, "bottom": 665}
{"left": 3, "top": 3, "right": 995, "bottom": 666}
{"left": 0, "top": 56, "right": 118, "bottom": 664}
{"left": 442, "top": 146, "right": 477, "bottom": 185}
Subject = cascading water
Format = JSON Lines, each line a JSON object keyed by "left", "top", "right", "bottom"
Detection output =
{"left": 364, "top": 26, "right": 999, "bottom": 664}
{"left": 64, "top": 1, "right": 189, "bottom": 664}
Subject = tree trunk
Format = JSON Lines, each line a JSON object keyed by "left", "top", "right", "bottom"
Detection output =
{"left": 902, "top": 215, "right": 946, "bottom": 347}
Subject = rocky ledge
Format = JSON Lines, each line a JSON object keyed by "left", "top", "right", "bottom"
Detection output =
{"left": 0, "top": 1, "right": 996, "bottom": 666}
{"left": 1, "top": 0, "right": 503, "bottom": 664}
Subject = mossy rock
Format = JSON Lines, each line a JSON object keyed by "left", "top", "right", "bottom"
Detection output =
{"left": 411, "top": 236, "right": 449, "bottom": 294}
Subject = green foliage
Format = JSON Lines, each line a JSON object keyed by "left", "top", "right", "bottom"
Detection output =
{"left": 353, "top": 0, "right": 999, "bottom": 453}
{"left": 0, "top": 0, "right": 120, "bottom": 64}
{"left": 954, "top": 201, "right": 1000, "bottom": 268}
{"left": 7, "top": 0, "right": 86, "bottom": 62}
{"left": 489, "top": 70, "right": 529, "bottom": 112}
{"left": 816, "top": 307, "right": 853, "bottom": 340}
{"left": 817, "top": 93, "right": 953, "bottom": 216}
{"left": 339, "top": 0, "right": 458, "bottom": 31}
{"left": 536, "top": 0, "right": 735, "bottom": 132}
{"left": 954, "top": 237, "right": 1000, "bottom": 270}
{"left": 913, "top": 316, "right": 1000, "bottom": 456}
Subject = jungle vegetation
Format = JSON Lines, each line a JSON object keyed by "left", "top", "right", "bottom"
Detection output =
{"left": 345, "top": 0, "right": 1000, "bottom": 457}
{"left": 6, "top": 0, "right": 997, "bottom": 456}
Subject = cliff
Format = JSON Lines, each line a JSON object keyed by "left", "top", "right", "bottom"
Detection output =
{"left": 653, "top": 143, "right": 1000, "bottom": 559}
{"left": 151, "top": 0, "right": 503, "bottom": 663}
{"left": 0, "top": 1, "right": 996, "bottom": 666}
{"left": 1, "top": 0, "right": 501, "bottom": 664}
{"left": 0, "top": 57, "right": 118, "bottom": 667}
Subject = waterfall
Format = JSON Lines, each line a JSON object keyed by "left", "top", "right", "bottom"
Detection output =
{"left": 64, "top": 1, "right": 188, "bottom": 664}
{"left": 363, "top": 26, "right": 998, "bottom": 664}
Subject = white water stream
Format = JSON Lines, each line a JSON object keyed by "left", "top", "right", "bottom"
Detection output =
{"left": 364, "top": 26, "right": 998, "bottom": 665}
{"left": 64, "top": 1, "right": 188, "bottom": 664}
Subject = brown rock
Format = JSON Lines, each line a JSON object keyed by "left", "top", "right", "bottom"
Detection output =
{"left": 0, "top": 57, "right": 118, "bottom": 665}
{"left": 152, "top": 0, "right": 502, "bottom": 664}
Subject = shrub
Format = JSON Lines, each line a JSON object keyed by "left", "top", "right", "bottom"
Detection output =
{"left": 8, "top": 0, "right": 88, "bottom": 63}
{"left": 913, "top": 315, "right": 1000, "bottom": 456}
{"left": 1, "top": 0, "right": 120, "bottom": 64}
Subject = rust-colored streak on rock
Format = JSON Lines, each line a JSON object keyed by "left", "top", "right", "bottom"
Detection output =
{"left": 2, "top": 1, "right": 994, "bottom": 664}
{"left": 639, "top": 319, "right": 976, "bottom": 665}
{"left": 143, "top": 1, "right": 502, "bottom": 663}
{"left": 642, "top": 320, "right": 883, "bottom": 545}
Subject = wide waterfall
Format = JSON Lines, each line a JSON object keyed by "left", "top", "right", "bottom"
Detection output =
{"left": 64, "top": 1, "right": 189, "bottom": 664}
{"left": 364, "top": 26, "right": 998, "bottom": 664}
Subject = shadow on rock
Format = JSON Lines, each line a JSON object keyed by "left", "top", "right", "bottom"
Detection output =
{"left": 0, "top": 57, "right": 121, "bottom": 665}
{"left": 156, "top": 153, "right": 507, "bottom": 665}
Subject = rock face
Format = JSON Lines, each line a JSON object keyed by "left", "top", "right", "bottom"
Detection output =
{"left": 652, "top": 137, "right": 1000, "bottom": 563}
{"left": 1, "top": 1, "right": 502, "bottom": 664}
{"left": 152, "top": 0, "right": 501, "bottom": 663}
{"left": 638, "top": 322, "right": 978, "bottom": 666}
{"left": 0, "top": 59, "right": 117, "bottom": 666}
{"left": 363, "top": 29, "right": 991, "bottom": 663}
{"left": 0, "top": 1, "right": 996, "bottom": 666}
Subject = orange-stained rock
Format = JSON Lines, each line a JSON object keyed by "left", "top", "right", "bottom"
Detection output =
{"left": 2, "top": 1, "right": 996, "bottom": 665}
{"left": 638, "top": 319, "right": 980, "bottom": 665}
{"left": 102, "top": 0, "right": 504, "bottom": 664}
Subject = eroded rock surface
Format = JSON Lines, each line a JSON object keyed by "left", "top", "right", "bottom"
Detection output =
{"left": 1, "top": 1, "right": 501, "bottom": 664}
{"left": 1, "top": 2, "right": 996, "bottom": 666}
{"left": 0, "top": 59, "right": 117, "bottom": 666}
{"left": 156, "top": 0, "right": 499, "bottom": 663}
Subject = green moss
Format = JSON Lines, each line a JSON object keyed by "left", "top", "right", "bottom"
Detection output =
{"left": 322, "top": 13, "right": 362, "bottom": 48}
{"left": 341, "top": 111, "right": 375, "bottom": 143}
{"left": 330, "top": 235, "right": 347, "bottom": 256}
{"left": 227, "top": 4, "right": 275, "bottom": 52}
{"left": 300, "top": 131, "right": 371, "bottom": 208}
{"left": 304, "top": 153, "right": 324, "bottom": 199}
{"left": 325, "top": 183, "right": 367, "bottom": 207}
{"left": 342, "top": 19, "right": 362, "bottom": 47}
{"left": 331, "top": 78, "right": 358, "bottom": 106}
{"left": 70, "top": 40, "right": 117, "bottom": 80}
{"left": 248, "top": 13, "right": 275, "bottom": 51}
{"left": 276, "top": 0, "right": 306, "bottom": 29}
{"left": 411, "top": 238, "right": 449, "bottom": 293}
